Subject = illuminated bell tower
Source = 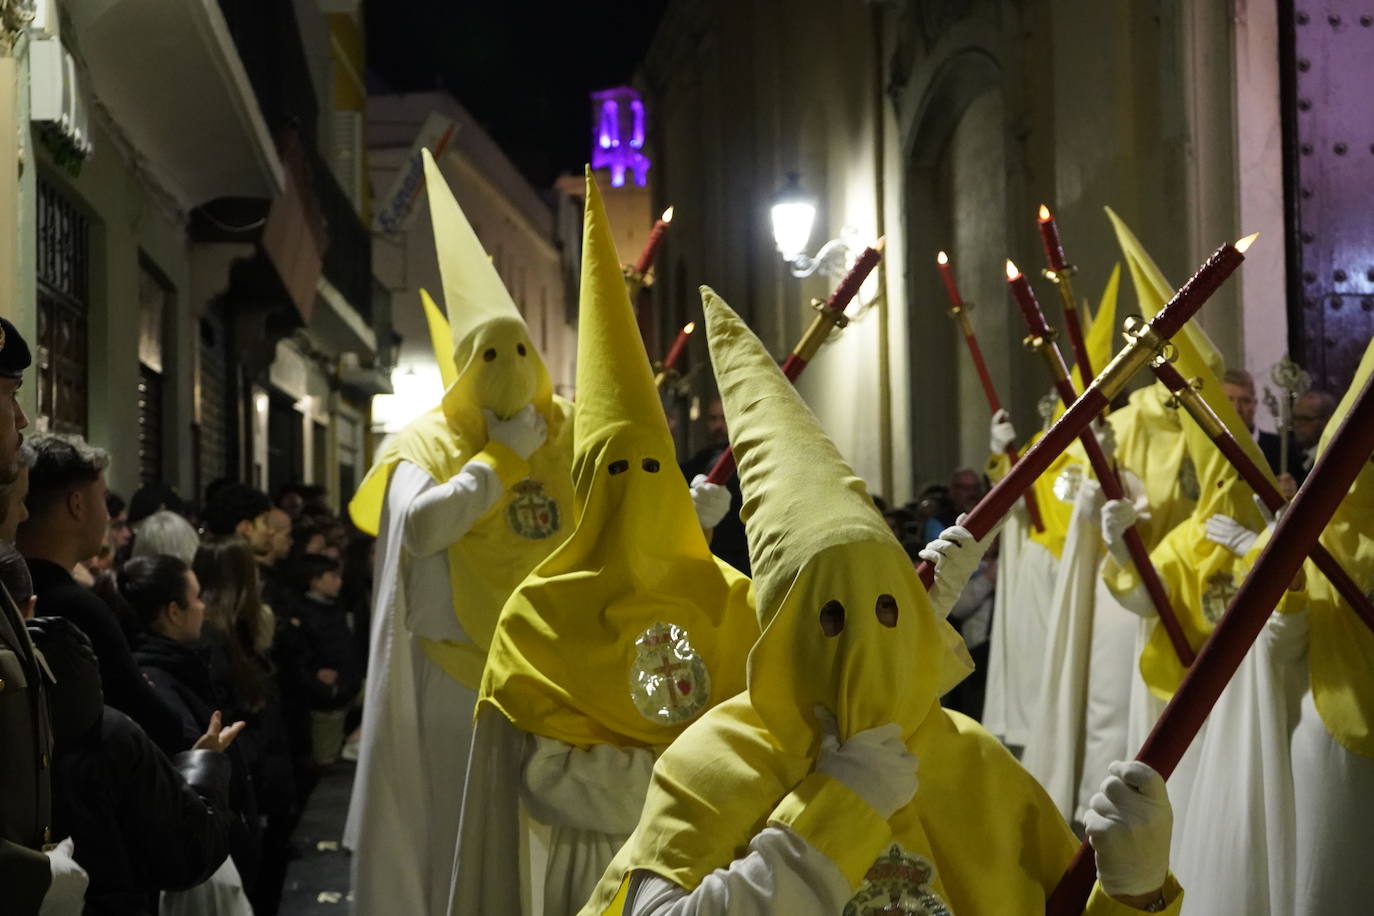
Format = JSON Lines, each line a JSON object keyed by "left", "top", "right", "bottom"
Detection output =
{"left": 590, "top": 87, "right": 650, "bottom": 187}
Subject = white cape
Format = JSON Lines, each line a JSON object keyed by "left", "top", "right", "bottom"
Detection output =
{"left": 1022, "top": 479, "right": 1100, "bottom": 819}
{"left": 344, "top": 463, "right": 479, "bottom": 916}
{"left": 985, "top": 502, "right": 1058, "bottom": 749}
{"left": 1171, "top": 609, "right": 1306, "bottom": 915}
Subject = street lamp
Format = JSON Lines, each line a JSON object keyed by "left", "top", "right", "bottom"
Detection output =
{"left": 769, "top": 172, "right": 864, "bottom": 282}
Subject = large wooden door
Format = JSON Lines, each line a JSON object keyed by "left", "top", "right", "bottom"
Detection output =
{"left": 1281, "top": 3, "right": 1374, "bottom": 394}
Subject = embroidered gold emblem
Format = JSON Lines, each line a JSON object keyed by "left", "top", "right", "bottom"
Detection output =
{"left": 1178, "top": 455, "right": 1201, "bottom": 502}
{"left": 506, "top": 479, "right": 560, "bottom": 540}
{"left": 1202, "top": 570, "right": 1237, "bottom": 624}
{"left": 845, "top": 845, "right": 953, "bottom": 915}
{"left": 628, "top": 622, "right": 711, "bottom": 726}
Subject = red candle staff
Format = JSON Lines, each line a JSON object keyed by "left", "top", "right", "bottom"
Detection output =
{"left": 624, "top": 206, "right": 675, "bottom": 304}
{"left": 914, "top": 234, "right": 1257, "bottom": 591}
{"left": 705, "top": 240, "right": 885, "bottom": 485}
{"left": 653, "top": 321, "right": 696, "bottom": 390}
{"left": 1007, "top": 260, "right": 1193, "bottom": 666}
{"left": 1038, "top": 205, "right": 1094, "bottom": 391}
{"left": 936, "top": 250, "right": 1044, "bottom": 533}
{"left": 1150, "top": 359, "right": 1374, "bottom": 633}
{"left": 1047, "top": 366, "right": 1374, "bottom": 914}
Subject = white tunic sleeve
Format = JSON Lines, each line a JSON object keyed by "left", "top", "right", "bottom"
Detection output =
{"left": 520, "top": 734, "right": 656, "bottom": 835}
{"left": 623, "top": 826, "right": 852, "bottom": 916}
{"left": 395, "top": 459, "right": 503, "bottom": 560}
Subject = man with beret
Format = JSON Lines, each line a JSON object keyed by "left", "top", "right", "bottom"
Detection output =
{"left": 0, "top": 316, "right": 88, "bottom": 914}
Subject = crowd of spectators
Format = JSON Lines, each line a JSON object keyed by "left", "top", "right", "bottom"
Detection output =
{"left": 5, "top": 429, "right": 373, "bottom": 916}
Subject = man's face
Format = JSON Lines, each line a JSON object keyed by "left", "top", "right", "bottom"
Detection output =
{"left": 238, "top": 511, "right": 274, "bottom": 554}
{"left": 78, "top": 472, "right": 111, "bottom": 559}
{"left": 949, "top": 471, "right": 984, "bottom": 513}
{"left": 1291, "top": 393, "right": 1330, "bottom": 448}
{"left": 267, "top": 508, "right": 293, "bottom": 561}
{"left": 1222, "top": 382, "right": 1256, "bottom": 433}
{"left": 0, "top": 378, "right": 29, "bottom": 484}
{"left": 0, "top": 464, "right": 29, "bottom": 542}
{"left": 108, "top": 511, "right": 131, "bottom": 550}
{"left": 705, "top": 399, "right": 728, "bottom": 447}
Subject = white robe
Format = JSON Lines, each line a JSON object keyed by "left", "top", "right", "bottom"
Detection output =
{"left": 1171, "top": 609, "right": 1306, "bottom": 915}
{"left": 1022, "top": 479, "right": 1101, "bottom": 819}
{"left": 344, "top": 460, "right": 500, "bottom": 916}
{"left": 1291, "top": 687, "right": 1374, "bottom": 914}
{"left": 451, "top": 708, "right": 655, "bottom": 915}
{"left": 984, "top": 502, "right": 1059, "bottom": 749}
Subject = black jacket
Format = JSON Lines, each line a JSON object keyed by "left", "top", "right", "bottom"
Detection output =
{"left": 27, "top": 558, "right": 184, "bottom": 755}
{"left": 0, "top": 588, "right": 53, "bottom": 916}
{"left": 28, "top": 617, "right": 233, "bottom": 916}
{"left": 294, "top": 593, "right": 363, "bottom": 710}
{"left": 134, "top": 633, "right": 262, "bottom": 888}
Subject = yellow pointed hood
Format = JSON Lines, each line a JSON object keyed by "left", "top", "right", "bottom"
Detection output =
{"left": 420, "top": 287, "right": 458, "bottom": 391}
{"left": 344, "top": 155, "right": 576, "bottom": 689}
{"left": 422, "top": 148, "right": 554, "bottom": 435}
{"left": 476, "top": 171, "right": 757, "bottom": 748}
{"left": 1084, "top": 263, "right": 1121, "bottom": 379}
{"left": 703, "top": 286, "right": 972, "bottom": 746}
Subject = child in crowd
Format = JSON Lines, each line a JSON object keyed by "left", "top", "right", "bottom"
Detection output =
{"left": 290, "top": 553, "right": 362, "bottom": 766}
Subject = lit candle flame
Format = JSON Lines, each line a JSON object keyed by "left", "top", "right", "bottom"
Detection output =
{"left": 1235, "top": 232, "right": 1258, "bottom": 253}
{"left": 683, "top": 321, "right": 696, "bottom": 334}
{"left": 1038, "top": 204, "right": 1052, "bottom": 221}
{"left": 1005, "top": 259, "right": 1021, "bottom": 280}
{"left": 874, "top": 236, "right": 887, "bottom": 253}
{"left": 937, "top": 250, "right": 949, "bottom": 265}
{"left": 662, "top": 206, "right": 675, "bottom": 223}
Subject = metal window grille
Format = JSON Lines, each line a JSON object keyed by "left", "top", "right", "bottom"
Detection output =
{"left": 35, "top": 178, "right": 90, "bottom": 436}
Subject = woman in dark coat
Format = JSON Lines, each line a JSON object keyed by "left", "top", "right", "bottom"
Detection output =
{"left": 122, "top": 555, "right": 262, "bottom": 895}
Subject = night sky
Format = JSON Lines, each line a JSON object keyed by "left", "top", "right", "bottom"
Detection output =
{"left": 366, "top": 0, "right": 670, "bottom": 188}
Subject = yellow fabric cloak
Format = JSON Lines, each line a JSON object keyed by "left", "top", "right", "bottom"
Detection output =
{"left": 346, "top": 149, "right": 575, "bottom": 689}
{"left": 477, "top": 171, "right": 757, "bottom": 749}
{"left": 1306, "top": 337, "right": 1374, "bottom": 758}
{"left": 1105, "top": 210, "right": 1269, "bottom": 698}
{"left": 580, "top": 289, "right": 1178, "bottom": 916}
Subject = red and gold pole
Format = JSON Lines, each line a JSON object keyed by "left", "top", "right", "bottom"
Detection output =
{"left": 914, "top": 234, "right": 1257, "bottom": 591}
{"left": 1048, "top": 365, "right": 1374, "bottom": 915}
{"left": 1038, "top": 205, "right": 1094, "bottom": 391}
{"left": 1007, "top": 260, "right": 1194, "bottom": 666}
{"left": 706, "top": 240, "right": 885, "bottom": 485}
{"left": 1150, "top": 359, "right": 1374, "bottom": 633}
{"left": 653, "top": 321, "right": 696, "bottom": 390}
{"left": 936, "top": 250, "right": 1044, "bottom": 532}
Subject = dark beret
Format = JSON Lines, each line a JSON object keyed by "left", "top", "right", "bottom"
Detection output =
{"left": 0, "top": 318, "right": 32, "bottom": 379}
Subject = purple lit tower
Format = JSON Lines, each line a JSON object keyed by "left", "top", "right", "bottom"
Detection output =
{"left": 590, "top": 87, "right": 649, "bottom": 188}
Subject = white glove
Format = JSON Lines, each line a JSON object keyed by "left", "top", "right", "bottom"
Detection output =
{"left": 1204, "top": 514, "right": 1259, "bottom": 558}
{"left": 1085, "top": 760, "right": 1172, "bottom": 900}
{"left": 689, "top": 474, "right": 731, "bottom": 529}
{"left": 1100, "top": 498, "right": 1147, "bottom": 567}
{"left": 1092, "top": 419, "right": 1118, "bottom": 467}
{"left": 41, "top": 837, "right": 88, "bottom": 916}
{"left": 989, "top": 408, "right": 1017, "bottom": 454}
{"left": 483, "top": 405, "right": 547, "bottom": 460}
{"left": 917, "top": 516, "right": 993, "bottom": 620}
{"left": 813, "top": 707, "right": 917, "bottom": 819}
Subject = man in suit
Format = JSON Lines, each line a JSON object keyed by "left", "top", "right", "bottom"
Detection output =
{"left": 0, "top": 317, "right": 87, "bottom": 914}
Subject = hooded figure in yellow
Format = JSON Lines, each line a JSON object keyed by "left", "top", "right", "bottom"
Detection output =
{"left": 983, "top": 265, "right": 1118, "bottom": 752}
{"left": 343, "top": 149, "right": 575, "bottom": 916}
{"left": 447, "top": 172, "right": 757, "bottom": 916}
{"left": 1288, "top": 335, "right": 1374, "bottom": 914}
{"left": 581, "top": 289, "right": 1185, "bottom": 916}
